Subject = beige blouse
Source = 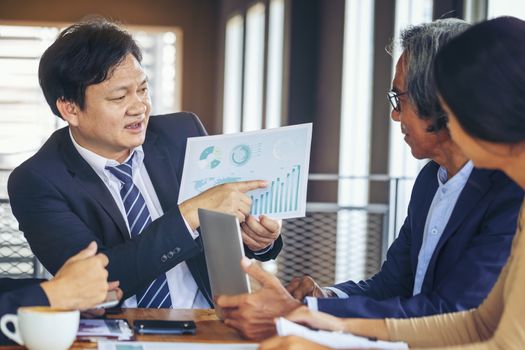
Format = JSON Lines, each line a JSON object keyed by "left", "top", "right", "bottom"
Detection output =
{"left": 387, "top": 200, "right": 525, "bottom": 349}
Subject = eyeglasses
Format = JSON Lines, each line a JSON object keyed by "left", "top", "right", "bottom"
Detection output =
{"left": 387, "top": 90, "right": 408, "bottom": 112}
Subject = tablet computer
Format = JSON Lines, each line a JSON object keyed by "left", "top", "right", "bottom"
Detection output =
{"left": 198, "top": 208, "right": 251, "bottom": 318}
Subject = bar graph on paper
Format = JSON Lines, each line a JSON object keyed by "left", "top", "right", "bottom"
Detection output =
{"left": 178, "top": 123, "right": 312, "bottom": 220}
{"left": 250, "top": 165, "right": 301, "bottom": 216}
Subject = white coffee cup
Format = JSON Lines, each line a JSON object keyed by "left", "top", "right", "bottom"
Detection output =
{"left": 0, "top": 306, "right": 79, "bottom": 350}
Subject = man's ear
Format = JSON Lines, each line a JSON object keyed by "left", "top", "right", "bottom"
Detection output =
{"left": 56, "top": 98, "right": 81, "bottom": 127}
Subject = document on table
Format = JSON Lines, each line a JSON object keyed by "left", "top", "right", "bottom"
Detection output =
{"left": 77, "top": 319, "right": 133, "bottom": 341}
{"left": 276, "top": 317, "right": 408, "bottom": 350}
{"left": 98, "top": 341, "right": 258, "bottom": 350}
{"left": 178, "top": 123, "right": 312, "bottom": 219}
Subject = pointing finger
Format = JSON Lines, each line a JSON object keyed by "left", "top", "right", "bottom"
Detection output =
{"left": 233, "top": 180, "right": 268, "bottom": 193}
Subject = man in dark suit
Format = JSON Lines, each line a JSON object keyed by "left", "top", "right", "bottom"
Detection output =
{"left": 8, "top": 19, "right": 282, "bottom": 309}
{"left": 215, "top": 18, "right": 524, "bottom": 340}
{"left": 0, "top": 242, "right": 117, "bottom": 344}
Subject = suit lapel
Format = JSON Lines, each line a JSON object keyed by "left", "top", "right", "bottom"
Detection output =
{"left": 142, "top": 130, "right": 181, "bottom": 211}
{"left": 60, "top": 122, "right": 212, "bottom": 302}
{"left": 142, "top": 129, "right": 212, "bottom": 304}
{"left": 59, "top": 129, "right": 129, "bottom": 238}
{"left": 434, "top": 169, "right": 492, "bottom": 253}
{"left": 422, "top": 168, "right": 494, "bottom": 288}
{"left": 411, "top": 166, "right": 440, "bottom": 270}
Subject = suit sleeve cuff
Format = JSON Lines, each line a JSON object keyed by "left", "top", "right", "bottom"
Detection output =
{"left": 33, "top": 284, "right": 51, "bottom": 306}
{"left": 305, "top": 296, "right": 319, "bottom": 311}
{"left": 324, "top": 287, "right": 349, "bottom": 298}
{"left": 253, "top": 242, "right": 274, "bottom": 255}
{"left": 17, "top": 284, "right": 50, "bottom": 309}
{"left": 182, "top": 216, "right": 199, "bottom": 240}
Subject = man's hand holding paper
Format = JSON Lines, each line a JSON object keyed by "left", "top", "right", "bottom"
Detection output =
{"left": 178, "top": 180, "right": 268, "bottom": 230}
{"left": 241, "top": 215, "right": 281, "bottom": 251}
{"left": 178, "top": 124, "right": 312, "bottom": 221}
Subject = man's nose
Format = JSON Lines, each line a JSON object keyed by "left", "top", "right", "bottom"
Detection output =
{"left": 390, "top": 108, "right": 401, "bottom": 122}
{"left": 128, "top": 96, "right": 147, "bottom": 116}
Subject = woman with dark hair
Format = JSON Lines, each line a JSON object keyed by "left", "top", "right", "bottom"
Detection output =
{"left": 259, "top": 16, "right": 525, "bottom": 350}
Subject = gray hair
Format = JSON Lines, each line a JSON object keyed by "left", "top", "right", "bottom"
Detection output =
{"left": 395, "top": 18, "right": 471, "bottom": 131}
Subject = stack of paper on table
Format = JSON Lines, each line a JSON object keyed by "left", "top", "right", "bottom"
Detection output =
{"left": 98, "top": 342, "right": 258, "bottom": 350}
{"left": 276, "top": 317, "right": 408, "bottom": 349}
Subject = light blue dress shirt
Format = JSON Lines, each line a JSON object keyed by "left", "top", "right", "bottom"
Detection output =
{"left": 306, "top": 161, "right": 474, "bottom": 310}
{"left": 412, "top": 160, "right": 474, "bottom": 295}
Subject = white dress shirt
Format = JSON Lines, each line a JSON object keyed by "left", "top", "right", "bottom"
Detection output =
{"left": 69, "top": 129, "right": 209, "bottom": 308}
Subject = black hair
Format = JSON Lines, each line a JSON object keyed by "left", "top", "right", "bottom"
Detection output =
{"left": 435, "top": 16, "right": 525, "bottom": 143}
{"left": 38, "top": 18, "right": 142, "bottom": 119}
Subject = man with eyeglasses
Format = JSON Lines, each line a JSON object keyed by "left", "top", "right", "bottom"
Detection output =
{"left": 214, "top": 18, "right": 524, "bottom": 341}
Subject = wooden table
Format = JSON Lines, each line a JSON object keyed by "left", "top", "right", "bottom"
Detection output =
{"left": 2, "top": 309, "right": 256, "bottom": 349}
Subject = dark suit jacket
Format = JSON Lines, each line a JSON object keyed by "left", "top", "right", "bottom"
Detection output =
{"left": 8, "top": 113, "right": 282, "bottom": 304}
{"left": 317, "top": 161, "right": 523, "bottom": 318}
{"left": 0, "top": 278, "right": 49, "bottom": 344}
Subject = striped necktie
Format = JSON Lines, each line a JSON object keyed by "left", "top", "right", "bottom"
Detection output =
{"left": 106, "top": 153, "right": 172, "bottom": 308}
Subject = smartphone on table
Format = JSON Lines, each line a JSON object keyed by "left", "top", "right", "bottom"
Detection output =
{"left": 133, "top": 320, "right": 197, "bottom": 335}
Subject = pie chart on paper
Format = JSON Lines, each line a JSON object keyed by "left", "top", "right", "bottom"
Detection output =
{"left": 198, "top": 146, "right": 222, "bottom": 169}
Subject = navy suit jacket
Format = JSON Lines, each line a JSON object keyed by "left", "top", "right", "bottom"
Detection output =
{"left": 0, "top": 278, "right": 48, "bottom": 344}
{"left": 8, "top": 113, "right": 282, "bottom": 304}
{"left": 317, "top": 161, "right": 523, "bottom": 318}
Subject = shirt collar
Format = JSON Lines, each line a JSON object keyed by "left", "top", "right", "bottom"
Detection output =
{"left": 69, "top": 128, "right": 144, "bottom": 182}
{"left": 437, "top": 160, "right": 474, "bottom": 189}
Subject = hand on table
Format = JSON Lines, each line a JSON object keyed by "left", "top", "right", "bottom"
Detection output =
{"left": 285, "top": 306, "right": 390, "bottom": 343}
{"left": 81, "top": 283, "right": 123, "bottom": 318}
{"left": 284, "top": 305, "right": 345, "bottom": 332}
{"left": 41, "top": 241, "right": 119, "bottom": 310}
{"left": 286, "top": 276, "right": 334, "bottom": 300}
